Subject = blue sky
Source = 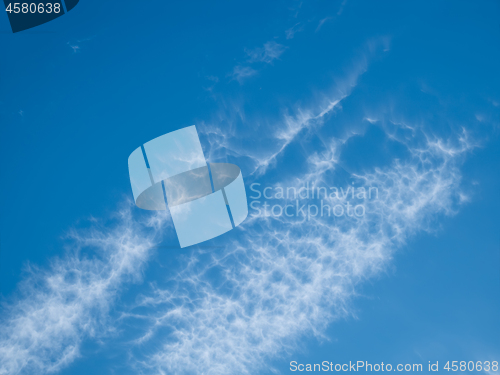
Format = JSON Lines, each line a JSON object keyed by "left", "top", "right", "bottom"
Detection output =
{"left": 1, "top": 0, "right": 499, "bottom": 374}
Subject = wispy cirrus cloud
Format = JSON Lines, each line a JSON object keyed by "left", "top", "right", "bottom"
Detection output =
{"left": 128, "top": 100, "right": 476, "bottom": 375}
{"left": 285, "top": 22, "right": 304, "bottom": 39}
{"left": 0, "top": 34, "right": 488, "bottom": 375}
{"left": 229, "top": 41, "right": 286, "bottom": 84}
{"left": 66, "top": 36, "right": 95, "bottom": 54}
{"left": 315, "top": 0, "right": 348, "bottom": 32}
{"left": 337, "top": 0, "right": 348, "bottom": 16}
{"left": 316, "top": 16, "right": 333, "bottom": 32}
{"left": 229, "top": 65, "right": 258, "bottom": 84}
{"left": 212, "top": 37, "right": 391, "bottom": 175}
{"left": 0, "top": 206, "right": 170, "bottom": 375}
{"left": 0, "top": 37, "right": 402, "bottom": 375}
{"left": 245, "top": 41, "right": 287, "bottom": 64}
{"left": 116, "top": 39, "right": 481, "bottom": 375}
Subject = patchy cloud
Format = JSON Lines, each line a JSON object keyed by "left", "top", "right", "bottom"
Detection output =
{"left": 66, "top": 36, "right": 95, "bottom": 54}
{"left": 0, "top": 34, "right": 485, "bottom": 375}
{"left": 0, "top": 206, "right": 170, "bottom": 375}
{"left": 337, "top": 0, "right": 348, "bottom": 16}
{"left": 128, "top": 92, "right": 475, "bottom": 375}
{"left": 285, "top": 22, "right": 304, "bottom": 39}
{"left": 316, "top": 17, "right": 333, "bottom": 32}
{"left": 229, "top": 66, "right": 258, "bottom": 84}
{"left": 120, "top": 39, "right": 477, "bottom": 375}
{"left": 67, "top": 43, "right": 80, "bottom": 53}
{"left": 245, "top": 41, "right": 287, "bottom": 64}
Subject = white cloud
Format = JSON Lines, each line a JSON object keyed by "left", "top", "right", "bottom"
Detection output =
{"left": 364, "top": 117, "right": 378, "bottom": 123}
{"left": 245, "top": 41, "right": 287, "bottom": 64}
{"left": 228, "top": 39, "right": 288, "bottom": 85}
{"left": 121, "top": 40, "right": 477, "bottom": 375}
{"left": 316, "top": 17, "right": 333, "bottom": 32}
{"left": 0, "top": 35, "right": 480, "bottom": 375}
{"left": 66, "top": 36, "right": 95, "bottom": 54}
{"left": 130, "top": 118, "right": 475, "bottom": 375}
{"left": 68, "top": 44, "right": 80, "bottom": 53}
{"left": 207, "top": 38, "right": 388, "bottom": 176}
{"left": 337, "top": 0, "right": 348, "bottom": 16}
{"left": 230, "top": 66, "right": 258, "bottom": 84}
{"left": 0, "top": 204, "right": 170, "bottom": 375}
{"left": 315, "top": 0, "right": 347, "bottom": 33}
{"left": 285, "top": 22, "right": 304, "bottom": 39}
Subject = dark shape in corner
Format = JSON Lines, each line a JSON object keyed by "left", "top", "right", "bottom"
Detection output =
{"left": 3, "top": 0, "right": 79, "bottom": 33}
{"left": 64, "top": 0, "right": 78, "bottom": 11}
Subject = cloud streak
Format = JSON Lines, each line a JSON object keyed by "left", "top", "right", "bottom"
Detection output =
{"left": 285, "top": 22, "right": 304, "bottom": 39}
{"left": 0, "top": 35, "right": 482, "bottom": 375}
{"left": 207, "top": 37, "right": 390, "bottom": 176}
{"left": 0, "top": 205, "right": 170, "bottom": 374}
{"left": 229, "top": 66, "right": 258, "bottom": 84}
{"left": 129, "top": 112, "right": 474, "bottom": 375}
{"left": 229, "top": 41, "right": 287, "bottom": 84}
{"left": 122, "top": 40, "right": 476, "bottom": 373}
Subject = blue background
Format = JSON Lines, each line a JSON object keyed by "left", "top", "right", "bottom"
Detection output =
{"left": 1, "top": 0, "right": 499, "bottom": 374}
